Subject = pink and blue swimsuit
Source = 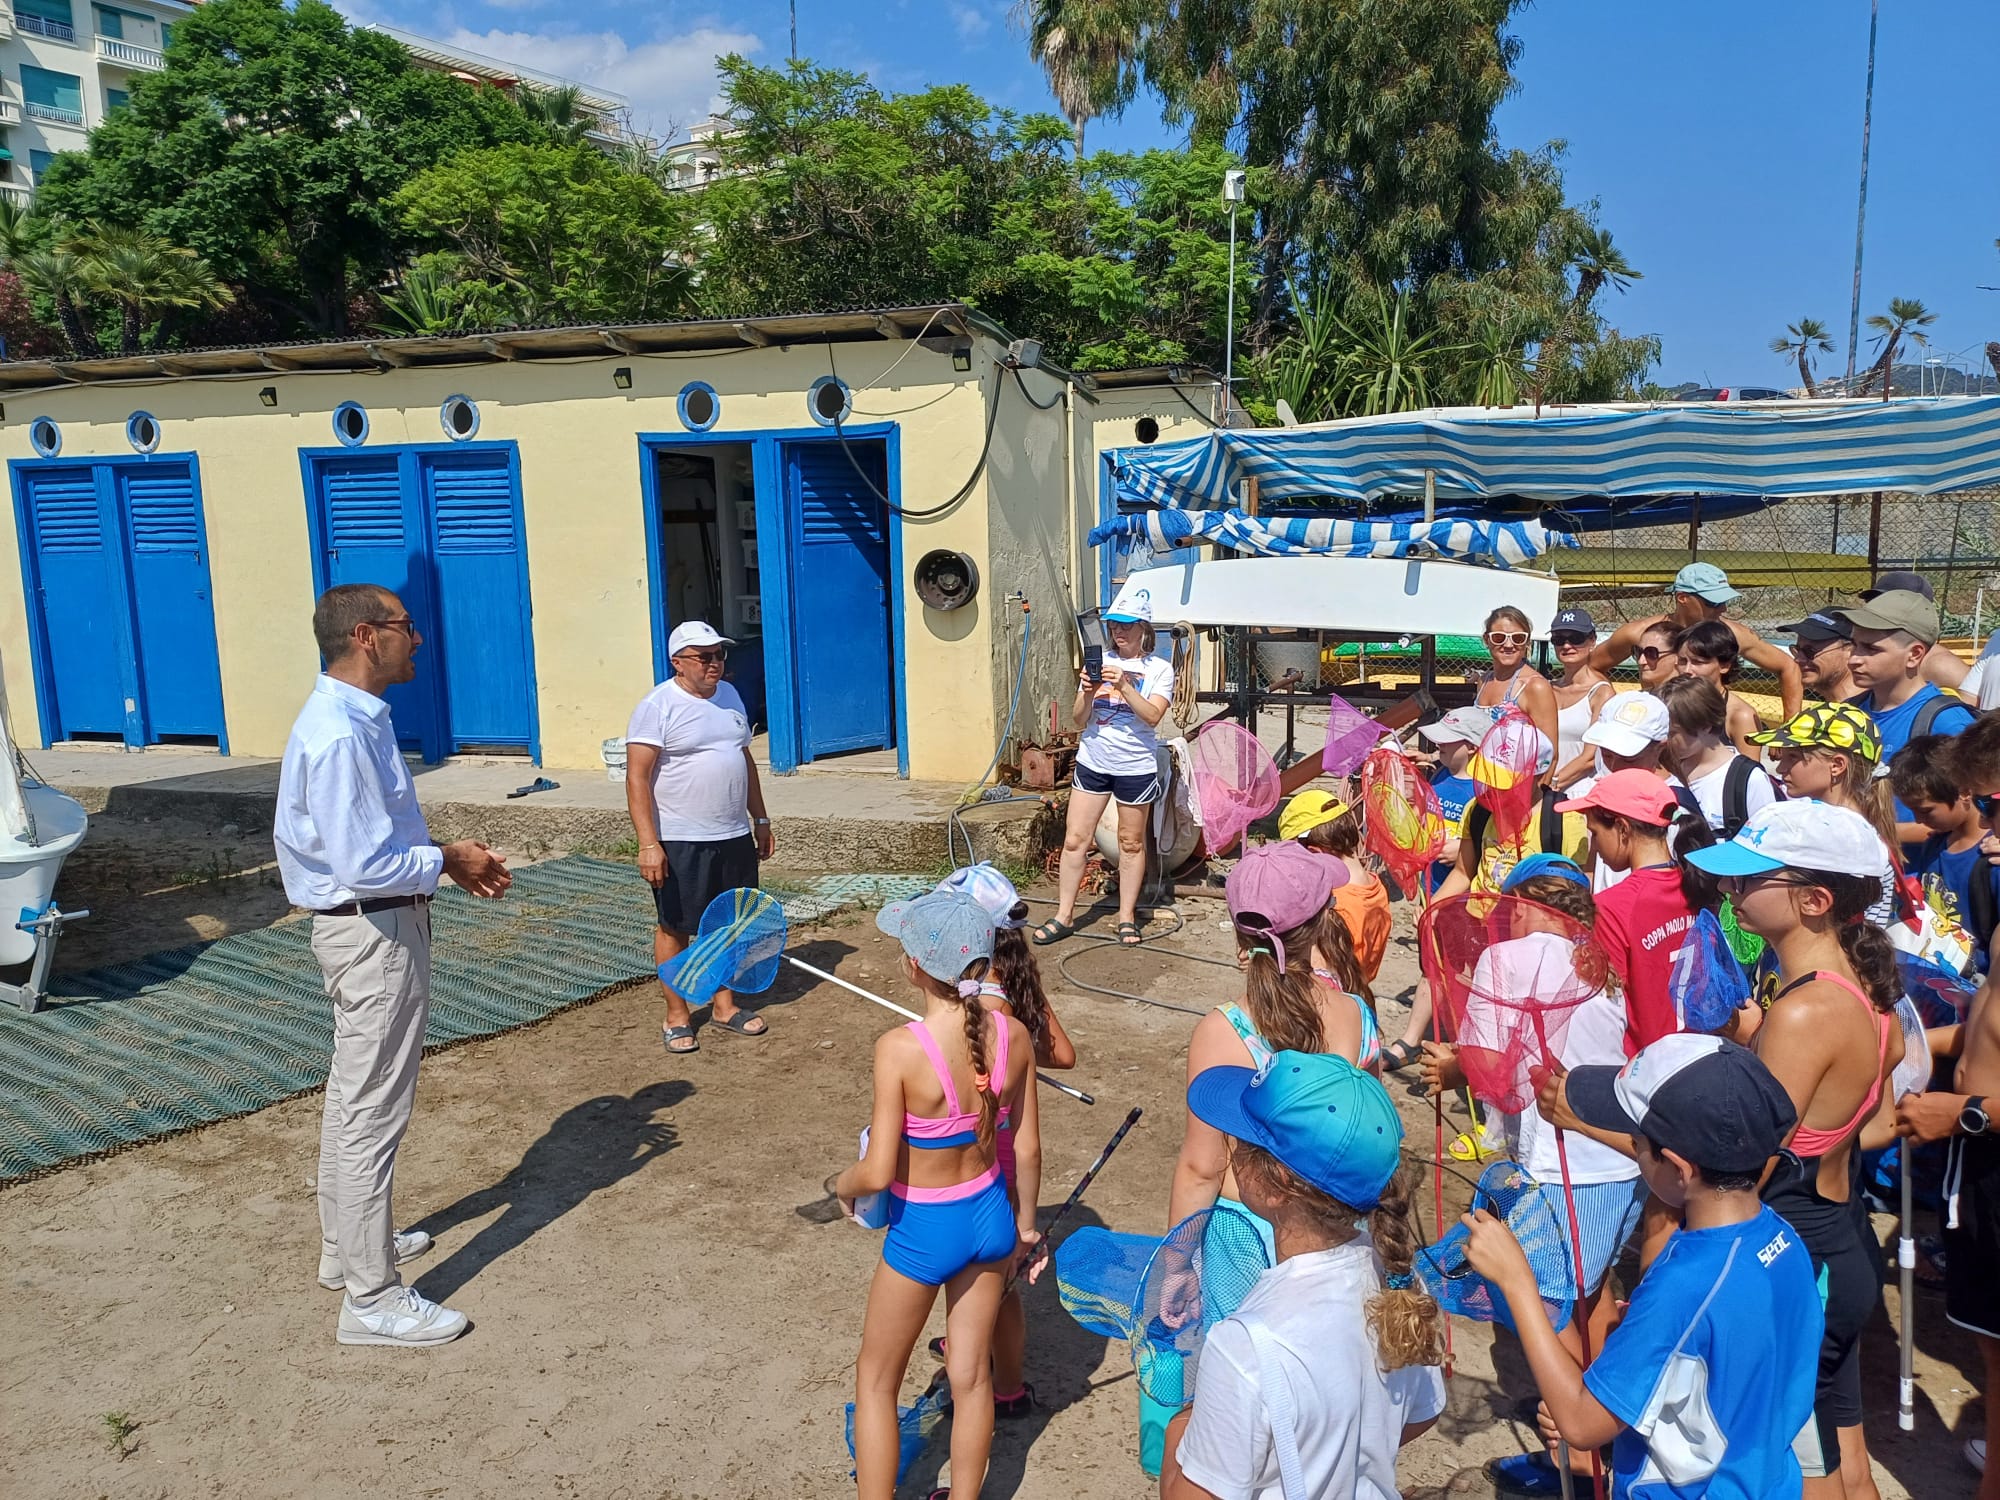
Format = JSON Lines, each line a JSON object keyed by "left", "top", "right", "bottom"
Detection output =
{"left": 883, "top": 1017, "right": 1018, "bottom": 1285}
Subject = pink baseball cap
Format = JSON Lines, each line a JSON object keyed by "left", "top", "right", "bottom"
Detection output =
{"left": 1555, "top": 768, "right": 1680, "bottom": 825}
{"left": 1225, "top": 842, "right": 1344, "bottom": 966}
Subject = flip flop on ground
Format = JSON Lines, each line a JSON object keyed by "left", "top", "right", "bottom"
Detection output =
{"left": 1031, "top": 918, "right": 1074, "bottom": 946}
{"left": 662, "top": 1024, "right": 698, "bottom": 1054}
{"left": 710, "top": 1009, "right": 768, "bottom": 1038}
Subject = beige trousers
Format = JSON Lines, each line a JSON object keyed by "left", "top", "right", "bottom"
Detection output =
{"left": 312, "top": 904, "right": 431, "bottom": 1309}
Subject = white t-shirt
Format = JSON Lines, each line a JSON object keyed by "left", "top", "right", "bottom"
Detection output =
{"left": 1959, "top": 639, "right": 2000, "bottom": 712}
{"left": 624, "top": 679, "right": 753, "bottom": 842}
{"left": 1685, "top": 756, "right": 1777, "bottom": 835}
{"left": 1076, "top": 652, "right": 1175, "bottom": 776}
{"left": 1176, "top": 1240, "right": 1447, "bottom": 1500}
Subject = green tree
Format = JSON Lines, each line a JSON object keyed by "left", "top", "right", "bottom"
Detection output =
{"left": 1770, "top": 317, "right": 1833, "bottom": 397}
{"left": 1014, "top": 0, "right": 1146, "bottom": 160}
{"left": 1568, "top": 225, "right": 1640, "bottom": 306}
{"left": 1864, "top": 296, "right": 1936, "bottom": 399}
{"left": 36, "top": 0, "right": 540, "bottom": 336}
{"left": 518, "top": 84, "right": 596, "bottom": 148}
{"left": 72, "top": 222, "right": 230, "bottom": 354}
{"left": 394, "top": 144, "right": 692, "bottom": 326}
{"left": 12, "top": 246, "right": 98, "bottom": 358}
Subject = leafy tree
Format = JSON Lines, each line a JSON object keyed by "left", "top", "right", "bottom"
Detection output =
{"left": 519, "top": 85, "right": 596, "bottom": 148}
{"left": 72, "top": 222, "right": 230, "bottom": 354}
{"left": 1864, "top": 297, "right": 1936, "bottom": 399}
{"left": 35, "top": 0, "right": 540, "bottom": 336}
{"left": 1770, "top": 317, "right": 1833, "bottom": 397}
{"left": 1568, "top": 225, "right": 1640, "bottom": 306}
{"left": 394, "top": 145, "right": 692, "bottom": 327}
{"left": 12, "top": 247, "right": 97, "bottom": 357}
{"left": 1014, "top": 0, "right": 1146, "bottom": 160}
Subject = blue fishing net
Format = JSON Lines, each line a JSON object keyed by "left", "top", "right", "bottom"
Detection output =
{"left": 1055, "top": 1226, "right": 1160, "bottom": 1339}
{"left": 657, "top": 886, "right": 789, "bottom": 1006}
{"left": 1670, "top": 908, "right": 1753, "bottom": 1033}
{"left": 1415, "top": 1161, "right": 1575, "bottom": 1333}
{"left": 1133, "top": 1207, "right": 1273, "bottom": 1405}
{"left": 844, "top": 1382, "right": 950, "bottom": 1484}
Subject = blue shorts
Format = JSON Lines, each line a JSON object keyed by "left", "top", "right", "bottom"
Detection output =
{"left": 1540, "top": 1177, "right": 1646, "bottom": 1296}
{"left": 882, "top": 1173, "right": 1017, "bottom": 1286}
{"left": 1074, "top": 762, "right": 1161, "bottom": 805}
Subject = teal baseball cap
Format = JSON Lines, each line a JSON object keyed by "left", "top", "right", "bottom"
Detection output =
{"left": 1187, "top": 1051, "right": 1404, "bottom": 1209}
{"left": 1671, "top": 562, "right": 1738, "bottom": 603}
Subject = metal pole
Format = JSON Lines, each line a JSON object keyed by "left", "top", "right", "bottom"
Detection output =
{"left": 1224, "top": 204, "right": 1238, "bottom": 418}
{"left": 1868, "top": 490, "right": 1884, "bottom": 576}
{"left": 790, "top": 0, "right": 797, "bottom": 60}
{"left": 1846, "top": 0, "right": 1879, "bottom": 388}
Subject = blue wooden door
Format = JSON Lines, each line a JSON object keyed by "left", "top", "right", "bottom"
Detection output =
{"left": 314, "top": 453, "right": 441, "bottom": 758}
{"left": 117, "top": 462, "right": 224, "bottom": 738}
{"left": 785, "top": 441, "right": 893, "bottom": 758}
{"left": 422, "top": 450, "right": 533, "bottom": 751}
{"left": 19, "top": 466, "right": 126, "bottom": 738}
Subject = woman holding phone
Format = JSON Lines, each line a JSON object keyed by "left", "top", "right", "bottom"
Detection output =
{"left": 1035, "top": 588, "right": 1174, "bottom": 948}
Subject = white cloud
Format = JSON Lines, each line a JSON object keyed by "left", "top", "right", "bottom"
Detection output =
{"left": 950, "top": 4, "right": 990, "bottom": 41}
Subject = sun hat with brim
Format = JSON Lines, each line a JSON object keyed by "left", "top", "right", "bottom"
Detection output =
{"left": 1778, "top": 610, "right": 1854, "bottom": 644}
{"left": 1671, "top": 562, "right": 1739, "bottom": 603}
{"left": 1554, "top": 768, "right": 1681, "bottom": 825}
{"left": 1104, "top": 585, "right": 1153, "bottom": 624}
{"left": 1468, "top": 719, "right": 1554, "bottom": 786}
{"left": 935, "top": 862, "right": 1028, "bottom": 929}
{"left": 1225, "top": 841, "right": 1345, "bottom": 968}
{"left": 1860, "top": 569, "right": 1934, "bottom": 602}
{"left": 877, "top": 890, "right": 997, "bottom": 984}
{"left": 1581, "top": 691, "right": 1670, "bottom": 757}
{"left": 1187, "top": 1051, "right": 1404, "bottom": 1210}
{"left": 1746, "top": 703, "right": 1881, "bottom": 762}
{"left": 1278, "top": 789, "right": 1351, "bottom": 844}
{"left": 1566, "top": 1033, "right": 1797, "bottom": 1174}
{"left": 1832, "top": 589, "right": 1941, "bottom": 646}
{"left": 1683, "top": 799, "right": 1888, "bottom": 880}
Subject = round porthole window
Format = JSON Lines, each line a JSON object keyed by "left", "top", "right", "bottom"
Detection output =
{"left": 28, "top": 417, "right": 60, "bottom": 458}
{"left": 332, "top": 401, "right": 369, "bottom": 447}
{"left": 807, "top": 375, "right": 851, "bottom": 427}
{"left": 126, "top": 411, "right": 161, "bottom": 454}
{"left": 678, "top": 380, "right": 720, "bottom": 432}
{"left": 1134, "top": 416, "right": 1161, "bottom": 445}
{"left": 440, "top": 394, "right": 479, "bottom": 441}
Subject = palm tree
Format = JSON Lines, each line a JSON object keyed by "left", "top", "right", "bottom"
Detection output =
{"left": 518, "top": 84, "right": 595, "bottom": 147}
{"left": 14, "top": 246, "right": 100, "bottom": 357}
{"left": 1332, "top": 288, "right": 1451, "bottom": 416}
{"left": 1467, "top": 320, "right": 1531, "bottom": 408}
{"left": 376, "top": 260, "right": 465, "bottom": 337}
{"left": 1568, "top": 225, "right": 1641, "bottom": 307}
{"left": 70, "top": 223, "right": 228, "bottom": 354}
{"left": 1770, "top": 317, "right": 1834, "bottom": 396}
{"left": 1864, "top": 296, "right": 1936, "bottom": 399}
{"left": 1014, "top": 0, "right": 1144, "bottom": 161}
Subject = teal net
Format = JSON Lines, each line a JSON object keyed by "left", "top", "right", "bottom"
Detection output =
{"left": 844, "top": 1382, "right": 950, "bottom": 1484}
{"left": 1055, "top": 1225, "right": 1159, "bottom": 1339}
{"left": 657, "top": 886, "right": 789, "bottom": 1006}
{"left": 1134, "top": 1207, "right": 1272, "bottom": 1405}
{"left": 1415, "top": 1160, "right": 1575, "bottom": 1332}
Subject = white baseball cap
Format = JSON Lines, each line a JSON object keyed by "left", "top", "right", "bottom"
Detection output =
{"left": 1104, "top": 585, "right": 1153, "bottom": 624}
{"left": 1583, "top": 692, "right": 1671, "bottom": 757}
{"left": 1417, "top": 706, "right": 1497, "bottom": 747}
{"left": 1684, "top": 799, "right": 1889, "bottom": 880}
{"left": 668, "top": 620, "right": 735, "bottom": 656}
{"left": 935, "top": 862, "right": 1028, "bottom": 929}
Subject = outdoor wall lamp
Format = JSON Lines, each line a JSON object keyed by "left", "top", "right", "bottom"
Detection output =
{"left": 612, "top": 366, "right": 633, "bottom": 390}
{"left": 951, "top": 340, "right": 973, "bottom": 372}
{"left": 258, "top": 386, "right": 277, "bottom": 407}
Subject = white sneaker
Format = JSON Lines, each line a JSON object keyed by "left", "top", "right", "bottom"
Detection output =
{"left": 1969, "top": 1438, "right": 1987, "bottom": 1475}
{"left": 317, "top": 1230, "right": 435, "bottom": 1290}
{"left": 336, "top": 1285, "right": 468, "bottom": 1347}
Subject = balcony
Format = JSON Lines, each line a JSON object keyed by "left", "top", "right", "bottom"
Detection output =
{"left": 0, "top": 184, "right": 30, "bottom": 207}
{"left": 24, "top": 100, "right": 84, "bottom": 127}
{"left": 96, "top": 36, "right": 162, "bottom": 70}
{"left": 0, "top": 11, "right": 12, "bottom": 38}
{"left": 0, "top": 98, "right": 18, "bottom": 125}
{"left": 17, "top": 13, "right": 76, "bottom": 42}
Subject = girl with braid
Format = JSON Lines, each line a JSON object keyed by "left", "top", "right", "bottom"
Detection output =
{"left": 834, "top": 891, "right": 1039, "bottom": 1500}
{"left": 1162, "top": 1052, "right": 1447, "bottom": 1499}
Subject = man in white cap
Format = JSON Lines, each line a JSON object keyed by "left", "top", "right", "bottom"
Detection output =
{"left": 625, "top": 621, "right": 773, "bottom": 1053}
{"left": 1590, "top": 564, "right": 1803, "bottom": 720}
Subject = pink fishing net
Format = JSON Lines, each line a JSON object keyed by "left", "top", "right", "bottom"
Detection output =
{"left": 1418, "top": 893, "right": 1608, "bottom": 1113}
{"left": 1321, "top": 694, "right": 1386, "bottom": 777}
{"left": 1189, "top": 718, "right": 1281, "bottom": 857}
{"left": 1360, "top": 745, "right": 1448, "bottom": 893}
{"left": 1470, "top": 708, "right": 1546, "bottom": 847}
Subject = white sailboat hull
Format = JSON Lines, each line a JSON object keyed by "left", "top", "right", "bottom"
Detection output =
{"left": 0, "top": 785, "right": 87, "bottom": 966}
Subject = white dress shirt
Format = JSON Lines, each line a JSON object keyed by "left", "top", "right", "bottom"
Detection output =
{"left": 275, "top": 675, "right": 444, "bottom": 910}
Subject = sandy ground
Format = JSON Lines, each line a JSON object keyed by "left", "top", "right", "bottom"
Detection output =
{"left": 0, "top": 809, "right": 1987, "bottom": 1498}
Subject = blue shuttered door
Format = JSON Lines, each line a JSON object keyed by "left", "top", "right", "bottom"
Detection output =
{"left": 20, "top": 466, "right": 124, "bottom": 737}
{"left": 423, "top": 450, "right": 532, "bottom": 749}
{"left": 786, "top": 442, "right": 893, "bottom": 757}
{"left": 316, "top": 454, "right": 438, "bottom": 757}
{"left": 118, "top": 463, "right": 224, "bottom": 737}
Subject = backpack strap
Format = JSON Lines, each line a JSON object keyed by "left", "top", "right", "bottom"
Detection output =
{"left": 1539, "top": 790, "right": 1564, "bottom": 856}
{"left": 1911, "top": 693, "right": 1951, "bottom": 740}
{"left": 1969, "top": 853, "right": 2000, "bottom": 960}
{"left": 1721, "top": 756, "right": 1756, "bottom": 840}
{"left": 1244, "top": 1322, "right": 1308, "bottom": 1500}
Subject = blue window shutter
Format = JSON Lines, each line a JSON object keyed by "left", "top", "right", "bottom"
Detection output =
{"left": 430, "top": 452, "right": 515, "bottom": 553}
{"left": 25, "top": 468, "right": 100, "bottom": 553}
{"left": 106, "top": 88, "right": 129, "bottom": 112}
{"left": 21, "top": 67, "right": 83, "bottom": 114}
{"left": 124, "top": 465, "right": 199, "bottom": 551}
{"left": 94, "top": 6, "right": 122, "bottom": 38}
{"left": 28, "top": 151, "right": 53, "bottom": 183}
{"left": 15, "top": 0, "right": 74, "bottom": 25}
{"left": 324, "top": 459, "right": 404, "bottom": 551}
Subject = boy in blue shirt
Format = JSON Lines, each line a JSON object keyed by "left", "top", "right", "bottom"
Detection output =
{"left": 1464, "top": 1034, "right": 1824, "bottom": 1499}
{"left": 1892, "top": 734, "right": 2000, "bottom": 974}
{"left": 1833, "top": 588, "right": 1976, "bottom": 838}
{"left": 1417, "top": 706, "right": 1487, "bottom": 893}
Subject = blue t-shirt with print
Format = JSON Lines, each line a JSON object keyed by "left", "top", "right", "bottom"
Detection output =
{"left": 1429, "top": 771, "right": 1475, "bottom": 892}
{"left": 1864, "top": 684, "right": 1977, "bottom": 820}
{"left": 1909, "top": 834, "right": 2000, "bottom": 973}
{"left": 1582, "top": 1203, "right": 1822, "bottom": 1500}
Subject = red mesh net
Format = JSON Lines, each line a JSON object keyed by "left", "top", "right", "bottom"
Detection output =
{"left": 1360, "top": 745, "right": 1448, "bottom": 893}
{"left": 1418, "top": 893, "right": 1610, "bottom": 1112}
{"left": 1469, "top": 708, "right": 1544, "bottom": 846}
{"left": 1188, "top": 718, "right": 1281, "bottom": 857}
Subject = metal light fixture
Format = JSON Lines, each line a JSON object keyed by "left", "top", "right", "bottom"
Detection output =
{"left": 612, "top": 366, "right": 633, "bottom": 390}
{"left": 950, "top": 339, "right": 973, "bottom": 373}
{"left": 1222, "top": 168, "right": 1246, "bottom": 424}
{"left": 258, "top": 386, "right": 277, "bottom": 407}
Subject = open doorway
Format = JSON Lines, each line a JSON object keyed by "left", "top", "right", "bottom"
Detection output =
{"left": 649, "top": 443, "right": 766, "bottom": 729}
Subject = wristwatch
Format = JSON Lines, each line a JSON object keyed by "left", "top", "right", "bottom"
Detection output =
{"left": 1961, "top": 1096, "right": 1991, "bottom": 1136}
{"left": 754, "top": 818, "right": 771, "bottom": 826}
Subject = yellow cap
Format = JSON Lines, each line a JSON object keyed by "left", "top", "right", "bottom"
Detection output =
{"left": 1280, "top": 790, "right": 1351, "bottom": 843}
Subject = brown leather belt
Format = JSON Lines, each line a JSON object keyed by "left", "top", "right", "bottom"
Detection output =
{"left": 310, "top": 894, "right": 431, "bottom": 918}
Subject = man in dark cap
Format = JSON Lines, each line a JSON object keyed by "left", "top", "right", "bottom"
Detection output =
{"left": 1778, "top": 610, "right": 1860, "bottom": 704}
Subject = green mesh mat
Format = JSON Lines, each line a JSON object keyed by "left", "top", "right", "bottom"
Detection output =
{"left": 0, "top": 857, "right": 927, "bottom": 1184}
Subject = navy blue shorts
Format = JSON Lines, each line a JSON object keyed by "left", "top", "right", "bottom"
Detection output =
{"left": 651, "top": 835, "right": 757, "bottom": 934}
{"left": 1074, "top": 762, "right": 1161, "bottom": 805}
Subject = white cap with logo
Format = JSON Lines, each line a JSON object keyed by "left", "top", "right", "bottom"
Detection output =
{"left": 668, "top": 621, "right": 735, "bottom": 657}
{"left": 1583, "top": 692, "right": 1671, "bottom": 757}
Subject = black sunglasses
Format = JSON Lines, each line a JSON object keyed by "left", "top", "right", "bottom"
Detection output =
{"left": 1976, "top": 794, "right": 2000, "bottom": 819}
{"left": 676, "top": 649, "right": 728, "bottom": 665}
{"left": 1636, "top": 646, "right": 1671, "bottom": 664}
{"left": 1551, "top": 632, "right": 1592, "bottom": 648}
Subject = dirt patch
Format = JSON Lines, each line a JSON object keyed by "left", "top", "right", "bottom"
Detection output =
{"left": 3, "top": 821, "right": 1982, "bottom": 1498}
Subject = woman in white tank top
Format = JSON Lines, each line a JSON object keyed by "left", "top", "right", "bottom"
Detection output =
{"left": 1548, "top": 606, "right": 1613, "bottom": 791}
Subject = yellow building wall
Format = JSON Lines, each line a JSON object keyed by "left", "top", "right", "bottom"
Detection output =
{"left": 0, "top": 340, "right": 1027, "bottom": 779}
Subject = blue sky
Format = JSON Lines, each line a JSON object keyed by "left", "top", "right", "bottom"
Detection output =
{"left": 341, "top": 0, "right": 1999, "bottom": 387}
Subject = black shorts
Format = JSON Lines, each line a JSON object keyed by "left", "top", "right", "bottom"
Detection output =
{"left": 1073, "top": 762, "right": 1160, "bottom": 805}
{"left": 651, "top": 834, "right": 758, "bottom": 934}
{"left": 1945, "top": 1133, "right": 2000, "bottom": 1340}
{"left": 1765, "top": 1158, "right": 1878, "bottom": 1472}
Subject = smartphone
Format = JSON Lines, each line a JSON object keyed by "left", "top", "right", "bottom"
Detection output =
{"left": 1076, "top": 607, "right": 1107, "bottom": 686}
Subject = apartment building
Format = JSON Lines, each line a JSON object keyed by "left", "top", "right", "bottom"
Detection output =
{"left": 0, "top": 0, "right": 189, "bottom": 199}
{"left": 365, "top": 22, "right": 644, "bottom": 152}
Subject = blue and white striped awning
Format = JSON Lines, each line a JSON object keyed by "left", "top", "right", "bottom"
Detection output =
{"left": 1110, "top": 398, "right": 2000, "bottom": 510}
{"left": 1086, "top": 508, "right": 1575, "bottom": 568}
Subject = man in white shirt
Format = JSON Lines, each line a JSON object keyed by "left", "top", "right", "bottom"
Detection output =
{"left": 275, "top": 585, "right": 511, "bottom": 1347}
{"left": 625, "top": 621, "right": 773, "bottom": 1054}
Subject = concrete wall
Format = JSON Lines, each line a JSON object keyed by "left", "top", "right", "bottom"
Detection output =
{"left": 0, "top": 336, "right": 1050, "bottom": 779}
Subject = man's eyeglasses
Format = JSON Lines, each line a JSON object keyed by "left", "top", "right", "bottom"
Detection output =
{"left": 1485, "top": 631, "right": 1529, "bottom": 648}
{"left": 676, "top": 649, "right": 728, "bottom": 665}
{"left": 1789, "top": 638, "right": 1843, "bottom": 659}
{"left": 364, "top": 617, "right": 416, "bottom": 634}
